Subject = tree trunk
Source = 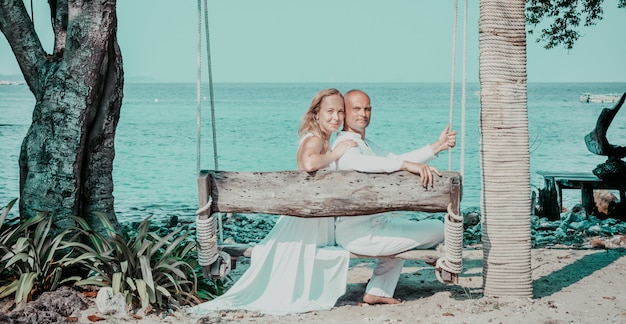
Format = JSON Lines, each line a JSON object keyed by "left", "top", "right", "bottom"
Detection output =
{"left": 479, "top": 0, "right": 532, "bottom": 297}
{"left": 0, "top": 0, "right": 122, "bottom": 233}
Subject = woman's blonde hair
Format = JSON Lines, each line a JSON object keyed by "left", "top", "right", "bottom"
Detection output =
{"left": 298, "top": 88, "right": 343, "bottom": 153}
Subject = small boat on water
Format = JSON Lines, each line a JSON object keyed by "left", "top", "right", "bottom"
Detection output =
{"left": 579, "top": 93, "right": 621, "bottom": 103}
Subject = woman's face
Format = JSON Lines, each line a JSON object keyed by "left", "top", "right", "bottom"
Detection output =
{"left": 316, "top": 94, "right": 345, "bottom": 136}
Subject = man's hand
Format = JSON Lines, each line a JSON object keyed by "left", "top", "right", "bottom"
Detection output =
{"left": 432, "top": 124, "right": 457, "bottom": 155}
{"left": 401, "top": 161, "right": 441, "bottom": 188}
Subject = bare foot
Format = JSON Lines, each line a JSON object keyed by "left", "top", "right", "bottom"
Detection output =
{"left": 362, "top": 293, "right": 402, "bottom": 305}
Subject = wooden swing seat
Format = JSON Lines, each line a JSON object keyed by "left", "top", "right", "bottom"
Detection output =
{"left": 197, "top": 169, "right": 462, "bottom": 263}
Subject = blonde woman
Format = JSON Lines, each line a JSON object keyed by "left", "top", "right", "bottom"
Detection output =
{"left": 191, "top": 88, "right": 356, "bottom": 315}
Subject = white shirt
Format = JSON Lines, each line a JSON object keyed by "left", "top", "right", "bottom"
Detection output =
{"left": 332, "top": 131, "right": 436, "bottom": 172}
{"left": 332, "top": 131, "right": 437, "bottom": 234}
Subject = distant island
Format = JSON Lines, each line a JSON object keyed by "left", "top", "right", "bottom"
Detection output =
{"left": 0, "top": 80, "right": 23, "bottom": 85}
{"left": 0, "top": 74, "right": 25, "bottom": 85}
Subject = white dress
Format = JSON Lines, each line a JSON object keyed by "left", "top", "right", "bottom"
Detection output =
{"left": 190, "top": 133, "right": 350, "bottom": 315}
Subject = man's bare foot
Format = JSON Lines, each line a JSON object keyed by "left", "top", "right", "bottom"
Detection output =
{"left": 362, "top": 293, "right": 402, "bottom": 305}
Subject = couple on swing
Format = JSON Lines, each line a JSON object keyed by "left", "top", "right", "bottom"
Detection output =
{"left": 191, "top": 88, "right": 457, "bottom": 315}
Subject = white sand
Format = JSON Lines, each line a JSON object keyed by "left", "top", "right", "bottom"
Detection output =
{"left": 74, "top": 245, "right": 626, "bottom": 324}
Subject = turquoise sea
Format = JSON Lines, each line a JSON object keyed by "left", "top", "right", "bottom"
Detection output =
{"left": 1, "top": 82, "right": 625, "bottom": 222}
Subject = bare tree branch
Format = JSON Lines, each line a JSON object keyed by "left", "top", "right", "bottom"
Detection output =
{"left": 0, "top": 0, "right": 47, "bottom": 93}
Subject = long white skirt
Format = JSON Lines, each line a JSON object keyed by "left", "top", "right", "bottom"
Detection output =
{"left": 190, "top": 215, "right": 350, "bottom": 315}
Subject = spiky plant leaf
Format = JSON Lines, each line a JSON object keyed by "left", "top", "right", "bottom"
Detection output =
{"left": 125, "top": 276, "right": 137, "bottom": 291}
{"left": 0, "top": 280, "right": 18, "bottom": 299}
{"left": 135, "top": 279, "right": 150, "bottom": 311}
{"left": 0, "top": 198, "right": 17, "bottom": 224}
{"left": 15, "top": 272, "right": 37, "bottom": 304}
{"left": 74, "top": 276, "right": 110, "bottom": 287}
{"left": 139, "top": 255, "right": 155, "bottom": 295}
{"left": 112, "top": 272, "right": 122, "bottom": 295}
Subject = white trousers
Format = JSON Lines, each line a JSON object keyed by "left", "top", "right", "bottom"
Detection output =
{"left": 335, "top": 215, "right": 444, "bottom": 297}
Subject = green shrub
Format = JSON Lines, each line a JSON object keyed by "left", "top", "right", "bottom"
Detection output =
{"left": 1, "top": 200, "right": 227, "bottom": 311}
{"left": 0, "top": 199, "right": 80, "bottom": 304}
{"left": 65, "top": 212, "right": 203, "bottom": 311}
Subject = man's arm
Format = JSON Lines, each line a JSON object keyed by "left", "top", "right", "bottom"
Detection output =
{"left": 388, "top": 124, "right": 457, "bottom": 163}
{"left": 335, "top": 147, "right": 403, "bottom": 172}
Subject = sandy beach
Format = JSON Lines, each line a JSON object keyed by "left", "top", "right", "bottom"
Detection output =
{"left": 56, "top": 240, "right": 625, "bottom": 324}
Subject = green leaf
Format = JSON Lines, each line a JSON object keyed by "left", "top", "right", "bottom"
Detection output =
{"left": 34, "top": 215, "right": 53, "bottom": 255}
{"left": 149, "top": 228, "right": 181, "bottom": 256}
{"left": 154, "top": 233, "right": 187, "bottom": 265}
{"left": 139, "top": 255, "right": 155, "bottom": 295}
{"left": 59, "top": 275, "right": 82, "bottom": 285}
{"left": 121, "top": 260, "right": 128, "bottom": 274}
{"left": 156, "top": 261, "right": 188, "bottom": 278}
{"left": 90, "top": 212, "right": 118, "bottom": 237}
{"left": 74, "top": 276, "right": 110, "bottom": 287}
{"left": 136, "top": 239, "right": 153, "bottom": 258}
{"left": 155, "top": 285, "right": 171, "bottom": 297}
{"left": 112, "top": 272, "right": 122, "bottom": 295}
{"left": 0, "top": 280, "right": 19, "bottom": 299}
{"left": 135, "top": 279, "right": 150, "bottom": 311}
{"left": 15, "top": 272, "right": 37, "bottom": 304}
{"left": 50, "top": 267, "right": 63, "bottom": 290}
{"left": 0, "top": 198, "right": 17, "bottom": 224}
{"left": 125, "top": 277, "right": 136, "bottom": 291}
{"left": 157, "top": 272, "right": 182, "bottom": 292}
{"left": 4, "top": 252, "right": 30, "bottom": 269}
{"left": 132, "top": 218, "right": 152, "bottom": 252}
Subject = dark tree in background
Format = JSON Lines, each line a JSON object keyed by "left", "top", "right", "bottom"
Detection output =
{"left": 0, "top": 0, "right": 122, "bottom": 233}
{"left": 526, "top": 0, "right": 626, "bottom": 49}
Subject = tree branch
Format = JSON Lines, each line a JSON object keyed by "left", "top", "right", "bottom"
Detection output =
{"left": 0, "top": 0, "right": 47, "bottom": 93}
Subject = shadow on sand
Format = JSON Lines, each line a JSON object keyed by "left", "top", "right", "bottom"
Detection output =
{"left": 533, "top": 248, "right": 626, "bottom": 298}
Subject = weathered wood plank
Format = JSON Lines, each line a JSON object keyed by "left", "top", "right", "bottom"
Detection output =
{"left": 197, "top": 171, "right": 211, "bottom": 220}
{"left": 201, "top": 170, "right": 462, "bottom": 217}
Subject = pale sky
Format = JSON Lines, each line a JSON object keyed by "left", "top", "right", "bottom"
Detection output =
{"left": 1, "top": 1, "right": 625, "bottom": 83}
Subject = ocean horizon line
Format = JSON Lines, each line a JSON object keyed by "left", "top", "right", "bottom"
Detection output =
{"left": 122, "top": 80, "right": 626, "bottom": 85}
{"left": 2, "top": 76, "right": 624, "bottom": 86}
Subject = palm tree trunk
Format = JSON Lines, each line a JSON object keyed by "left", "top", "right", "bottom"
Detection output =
{"left": 479, "top": 0, "right": 532, "bottom": 297}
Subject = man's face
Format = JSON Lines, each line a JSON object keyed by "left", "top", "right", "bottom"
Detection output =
{"left": 343, "top": 92, "right": 371, "bottom": 135}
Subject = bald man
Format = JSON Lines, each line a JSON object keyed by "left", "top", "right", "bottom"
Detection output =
{"left": 332, "top": 89, "right": 456, "bottom": 305}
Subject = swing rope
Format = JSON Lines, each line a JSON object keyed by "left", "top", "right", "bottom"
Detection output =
{"left": 203, "top": 0, "right": 219, "bottom": 172}
{"left": 447, "top": 0, "right": 458, "bottom": 172}
{"left": 461, "top": 0, "right": 467, "bottom": 178}
{"left": 195, "top": 0, "right": 202, "bottom": 174}
{"left": 196, "top": 0, "right": 228, "bottom": 278}
{"left": 447, "top": 0, "right": 467, "bottom": 178}
{"left": 436, "top": 0, "right": 467, "bottom": 284}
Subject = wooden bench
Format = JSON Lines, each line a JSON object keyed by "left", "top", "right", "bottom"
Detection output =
{"left": 537, "top": 170, "right": 626, "bottom": 220}
{"left": 197, "top": 169, "right": 463, "bottom": 282}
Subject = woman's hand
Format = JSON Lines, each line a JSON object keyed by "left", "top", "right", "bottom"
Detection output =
{"left": 333, "top": 139, "right": 358, "bottom": 156}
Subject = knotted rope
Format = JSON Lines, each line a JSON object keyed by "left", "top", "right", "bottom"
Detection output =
{"left": 435, "top": 203, "right": 464, "bottom": 284}
{"left": 196, "top": 197, "right": 231, "bottom": 278}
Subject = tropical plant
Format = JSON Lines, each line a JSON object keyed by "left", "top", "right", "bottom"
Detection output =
{"left": 0, "top": 199, "right": 81, "bottom": 304}
{"left": 65, "top": 213, "right": 206, "bottom": 311}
